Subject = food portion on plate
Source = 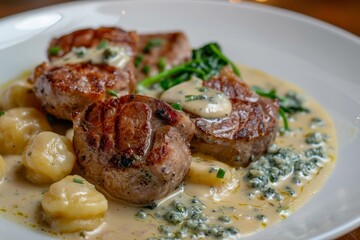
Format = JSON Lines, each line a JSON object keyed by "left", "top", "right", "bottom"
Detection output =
{"left": 0, "top": 26, "right": 337, "bottom": 239}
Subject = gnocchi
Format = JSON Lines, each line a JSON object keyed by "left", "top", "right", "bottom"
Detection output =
{"left": 186, "top": 153, "right": 233, "bottom": 186}
{"left": 22, "top": 131, "right": 76, "bottom": 184}
{"left": 0, "top": 108, "right": 51, "bottom": 155}
{"left": 0, "top": 155, "right": 6, "bottom": 181}
{"left": 1, "top": 81, "right": 41, "bottom": 110}
{"left": 42, "top": 175, "right": 108, "bottom": 233}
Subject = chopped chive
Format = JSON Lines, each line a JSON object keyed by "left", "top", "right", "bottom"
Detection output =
{"left": 196, "top": 87, "right": 208, "bottom": 92}
{"left": 79, "top": 231, "right": 86, "bottom": 238}
{"left": 134, "top": 54, "right": 143, "bottom": 67}
{"left": 141, "top": 65, "right": 151, "bottom": 75}
{"left": 143, "top": 38, "right": 163, "bottom": 53}
{"left": 106, "top": 89, "right": 119, "bottom": 97}
{"left": 171, "top": 103, "right": 182, "bottom": 111}
{"left": 158, "top": 57, "right": 166, "bottom": 71}
{"left": 0, "top": 111, "right": 5, "bottom": 117}
{"left": 185, "top": 95, "right": 199, "bottom": 102}
{"left": 48, "top": 45, "right": 62, "bottom": 55}
{"left": 97, "top": 39, "right": 108, "bottom": 49}
{"left": 103, "top": 48, "right": 118, "bottom": 61}
{"left": 216, "top": 168, "right": 226, "bottom": 178}
{"left": 73, "top": 178, "right": 84, "bottom": 184}
{"left": 72, "top": 47, "right": 87, "bottom": 58}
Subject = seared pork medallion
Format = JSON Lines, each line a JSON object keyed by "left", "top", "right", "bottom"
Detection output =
{"left": 47, "top": 27, "right": 138, "bottom": 61}
{"left": 191, "top": 67, "right": 279, "bottom": 167}
{"left": 73, "top": 95, "right": 195, "bottom": 205}
{"left": 135, "top": 32, "right": 191, "bottom": 80}
{"left": 31, "top": 62, "right": 135, "bottom": 120}
{"left": 30, "top": 27, "right": 138, "bottom": 120}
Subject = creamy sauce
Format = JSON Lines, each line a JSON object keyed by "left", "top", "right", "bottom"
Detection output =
{"left": 160, "top": 77, "right": 232, "bottom": 118}
{"left": 0, "top": 65, "right": 337, "bottom": 239}
{"left": 52, "top": 45, "right": 131, "bottom": 68}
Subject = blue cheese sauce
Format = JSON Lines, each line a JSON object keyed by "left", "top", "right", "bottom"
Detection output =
{"left": 51, "top": 45, "right": 132, "bottom": 68}
{"left": 160, "top": 77, "right": 232, "bottom": 118}
{"left": 0, "top": 65, "right": 337, "bottom": 239}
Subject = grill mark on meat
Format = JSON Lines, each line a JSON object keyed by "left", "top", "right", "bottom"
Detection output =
{"left": 154, "top": 102, "right": 179, "bottom": 125}
{"left": 99, "top": 104, "right": 107, "bottom": 151}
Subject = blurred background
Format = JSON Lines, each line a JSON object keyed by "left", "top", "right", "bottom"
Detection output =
{"left": 0, "top": 0, "right": 359, "bottom": 36}
{"left": 0, "top": 0, "right": 359, "bottom": 239}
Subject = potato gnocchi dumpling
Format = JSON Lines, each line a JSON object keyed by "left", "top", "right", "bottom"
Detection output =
{"left": 0, "top": 155, "right": 6, "bottom": 181}
{"left": 42, "top": 213, "right": 104, "bottom": 233}
{"left": 1, "top": 82, "right": 41, "bottom": 110}
{"left": 42, "top": 175, "right": 108, "bottom": 233}
{"left": 0, "top": 108, "right": 51, "bottom": 155}
{"left": 22, "top": 131, "right": 76, "bottom": 184}
{"left": 186, "top": 153, "right": 233, "bottom": 186}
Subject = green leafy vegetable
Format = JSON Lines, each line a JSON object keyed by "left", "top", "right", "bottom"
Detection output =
{"left": 252, "top": 86, "right": 309, "bottom": 131}
{"left": 0, "top": 111, "right": 5, "bottom": 117}
{"left": 278, "top": 108, "right": 289, "bottom": 130}
{"left": 48, "top": 45, "right": 62, "bottom": 56}
{"left": 137, "top": 42, "right": 240, "bottom": 90}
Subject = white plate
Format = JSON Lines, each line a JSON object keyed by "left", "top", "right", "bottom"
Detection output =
{"left": 0, "top": 1, "right": 359, "bottom": 239}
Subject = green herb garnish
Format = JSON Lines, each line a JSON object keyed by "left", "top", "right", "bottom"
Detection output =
{"left": 48, "top": 45, "right": 62, "bottom": 56}
{"left": 158, "top": 57, "right": 166, "bottom": 71}
{"left": 197, "top": 87, "right": 208, "bottom": 92}
{"left": 134, "top": 54, "right": 143, "bottom": 67}
{"left": 137, "top": 42, "right": 240, "bottom": 90}
{"left": 185, "top": 95, "right": 199, "bottom": 102}
{"left": 141, "top": 65, "right": 151, "bottom": 75}
{"left": 171, "top": 103, "right": 182, "bottom": 111}
{"left": 73, "top": 178, "right": 83, "bottom": 184}
{"left": 106, "top": 89, "right": 119, "bottom": 97}
{"left": 216, "top": 168, "right": 226, "bottom": 178}
{"left": 143, "top": 38, "right": 163, "bottom": 53}
{"left": 103, "top": 48, "right": 118, "bottom": 61}
{"left": 97, "top": 39, "right": 108, "bottom": 49}
{"left": 0, "top": 111, "right": 5, "bottom": 117}
{"left": 72, "top": 47, "right": 87, "bottom": 58}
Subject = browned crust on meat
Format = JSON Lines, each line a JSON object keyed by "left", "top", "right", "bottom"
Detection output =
{"left": 135, "top": 32, "right": 191, "bottom": 81}
{"left": 32, "top": 62, "right": 135, "bottom": 120}
{"left": 48, "top": 27, "right": 139, "bottom": 60}
{"left": 73, "top": 95, "right": 195, "bottom": 204}
{"left": 191, "top": 66, "right": 279, "bottom": 167}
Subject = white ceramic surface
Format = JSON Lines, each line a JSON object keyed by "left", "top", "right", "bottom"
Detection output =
{"left": 0, "top": 1, "right": 359, "bottom": 239}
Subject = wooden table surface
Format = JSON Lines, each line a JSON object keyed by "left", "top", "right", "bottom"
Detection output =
{"left": 0, "top": 0, "right": 359, "bottom": 239}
